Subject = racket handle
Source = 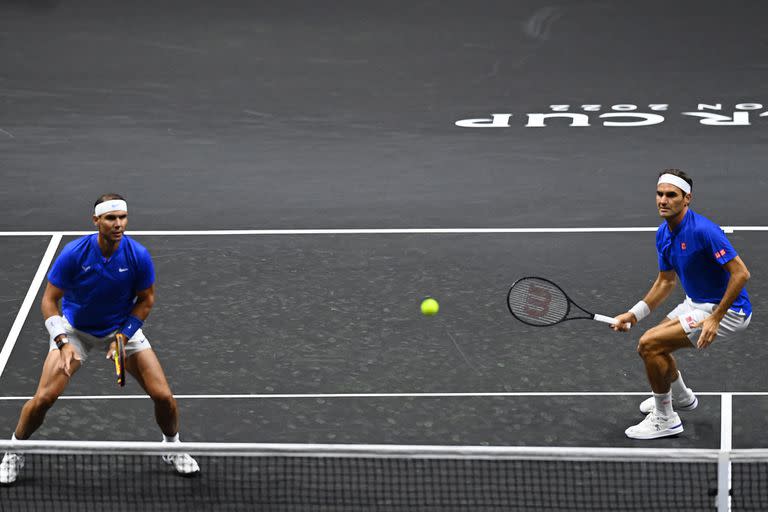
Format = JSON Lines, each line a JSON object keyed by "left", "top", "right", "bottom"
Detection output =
{"left": 593, "top": 314, "right": 632, "bottom": 330}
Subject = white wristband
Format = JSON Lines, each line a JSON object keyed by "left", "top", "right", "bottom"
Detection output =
{"left": 45, "top": 315, "right": 67, "bottom": 340}
{"left": 629, "top": 301, "right": 651, "bottom": 322}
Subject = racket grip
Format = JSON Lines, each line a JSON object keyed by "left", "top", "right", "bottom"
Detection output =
{"left": 593, "top": 314, "right": 632, "bottom": 330}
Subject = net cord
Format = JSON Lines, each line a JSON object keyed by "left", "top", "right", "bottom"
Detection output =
{"left": 0, "top": 440, "right": 724, "bottom": 462}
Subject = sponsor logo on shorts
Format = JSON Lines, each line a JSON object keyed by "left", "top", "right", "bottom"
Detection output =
{"left": 685, "top": 315, "right": 697, "bottom": 328}
{"left": 118, "top": 267, "right": 129, "bottom": 272}
{"left": 681, "top": 242, "right": 687, "bottom": 250}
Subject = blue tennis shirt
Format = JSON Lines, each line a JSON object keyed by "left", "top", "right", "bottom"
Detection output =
{"left": 47, "top": 234, "right": 155, "bottom": 336}
{"left": 656, "top": 209, "right": 751, "bottom": 316}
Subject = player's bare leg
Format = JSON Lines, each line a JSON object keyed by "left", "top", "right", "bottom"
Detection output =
{"left": 625, "top": 320, "right": 694, "bottom": 439}
{"left": 16, "top": 350, "right": 82, "bottom": 439}
{"left": 2, "top": 350, "right": 81, "bottom": 484}
{"left": 126, "top": 349, "right": 178, "bottom": 436}
{"left": 637, "top": 321, "right": 693, "bottom": 394}
{"left": 636, "top": 317, "right": 698, "bottom": 415}
{"left": 126, "top": 348, "right": 199, "bottom": 475}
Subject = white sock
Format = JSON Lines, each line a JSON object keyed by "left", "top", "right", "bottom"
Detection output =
{"left": 670, "top": 371, "right": 692, "bottom": 402}
{"left": 163, "top": 433, "right": 180, "bottom": 443}
{"left": 11, "top": 433, "right": 17, "bottom": 441}
{"left": 654, "top": 391, "right": 674, "bottom": 417}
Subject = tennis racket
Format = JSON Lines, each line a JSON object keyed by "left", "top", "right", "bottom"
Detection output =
{"left": 114, "top": 333, "right": 127, "bottom": 387}
{"left": 507, "top": 277, "right": 630, "bottom": 328}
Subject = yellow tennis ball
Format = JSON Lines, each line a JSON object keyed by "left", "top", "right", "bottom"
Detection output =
{"left": 420, "top": 297, "right": 439, "bottom": 316}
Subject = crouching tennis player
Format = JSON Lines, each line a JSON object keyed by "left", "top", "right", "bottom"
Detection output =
{"left": 1, "top": 194, "right": 199, "bottom": 484}
{"left": 611, "top": 170, "right": 751, "bottom": 439}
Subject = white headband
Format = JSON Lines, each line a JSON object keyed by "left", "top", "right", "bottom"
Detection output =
{"left": 657, "top": 174, "right": 691, "bottom": 194}
{"left": 94, "top": 200, "right": 128, "bottom": 217}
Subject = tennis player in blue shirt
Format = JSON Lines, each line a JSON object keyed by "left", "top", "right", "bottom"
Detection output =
{"left": 1, "top": 194, "right": 199, "bottom": 484}
{"left": 611, "top": 170, "right": 752, "bottom": 439}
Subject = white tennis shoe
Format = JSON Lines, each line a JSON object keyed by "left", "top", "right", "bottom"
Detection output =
{"left": 0, "top": 452, "right": 24, "bottom": 485}
{"left": 162, "top": 451, "right": 200, "bottom": 476}
{"left": 639, "top": 391, "right": 698, "bottom": 415}
{"left": 625, "top": 411, "right": 683, "bottom": 440}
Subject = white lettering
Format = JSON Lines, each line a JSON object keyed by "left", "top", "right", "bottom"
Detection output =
{"left": 682, "top": 112, "right": 751, "bottom": 125}
{"left": 526, "top": 113, "right": 590, "bottom": 127}
{"left": 454, "top": 102, "right": 767, "bottom": 129}
{"left": 599, "top": 113, "right": 665, "bottom": 127}
{"left": 455, "top": 114, "right": 512, "bottom": 128}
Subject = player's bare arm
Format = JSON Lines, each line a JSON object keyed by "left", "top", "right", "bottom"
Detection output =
{"left": 107, "top": 285, "right": 155, "bottom": 360}
{"left": 41, "top": 282, "right": 76, "bottom": 376}
{"left": 612, "top": 270, "right": 677, "bottom": 331}
{"left": 640, "top": 270, "right": 678, "bottom": 311}
{"left": 696, "top": 256, "right": 751, "bottom": 349}
{"left": 132, "top": 285, "right": 156, "bottom": 320}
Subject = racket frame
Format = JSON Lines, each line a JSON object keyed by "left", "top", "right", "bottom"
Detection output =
{"left": 507, "top": 276, "right": 630, "bottom": 329}
{"left": 114, "top": 333, "right": 127, "bottom": 387}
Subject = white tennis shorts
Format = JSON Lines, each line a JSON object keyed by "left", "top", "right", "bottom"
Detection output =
{"left": 48, "top": 316, "right": 152, "bottom": 362}
{"left": 667, "top": 297, "right": 751, "bottom": 343}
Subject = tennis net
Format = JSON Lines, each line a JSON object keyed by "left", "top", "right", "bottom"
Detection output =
{"left": 1, "top": 440, "right": 765, "bottom": 511}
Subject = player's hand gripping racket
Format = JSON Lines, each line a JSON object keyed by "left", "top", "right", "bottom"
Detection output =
{"left": 113, "top": 333, "right": 127, "bottom": 387}
{"left": 507, "top": 277, "right": 630, "bottom": 329}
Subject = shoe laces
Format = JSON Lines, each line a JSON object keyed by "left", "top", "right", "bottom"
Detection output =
{"left": 651, "top": 411, "right": 673, "bottom": 422}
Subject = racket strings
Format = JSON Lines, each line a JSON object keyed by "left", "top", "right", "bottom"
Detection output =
{"left": 508, "top": 278, "right": 569, "bottom": 326}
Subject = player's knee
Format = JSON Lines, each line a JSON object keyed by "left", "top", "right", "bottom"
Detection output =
{"left": 636, "top": 333, "right": 662, "bottom": 360}
{"left": 32, "top": 390, "right": 59, "bottom": 411}
{"left": 152, "top": 390, "right": 176, "bottom": 409}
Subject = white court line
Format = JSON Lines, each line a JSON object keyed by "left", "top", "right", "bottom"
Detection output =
{"left": 720, "top": 393, "right": 733, "bottom": 451}
{"left": 0, "top": 234, "right": 62, "bottom": 380}
{"left": 717, "top": 393, "right": 733, "bottom": 512}
{"left": 0, "top": 226, "right": 766, "bottom": 236}
{"left": 0, "top": 391, "right": 760, "bottom": 401}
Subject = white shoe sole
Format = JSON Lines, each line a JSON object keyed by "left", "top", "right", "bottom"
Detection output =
{"left": 625, "top": 421, "right": 684, "bottom": 440}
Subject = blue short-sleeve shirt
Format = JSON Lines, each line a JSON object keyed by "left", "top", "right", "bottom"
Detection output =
{"left": 656, "top": 210, "right": 751, "bottom": 316}
{"left": 47, "top": 234, "right": 155, "bottom": 336}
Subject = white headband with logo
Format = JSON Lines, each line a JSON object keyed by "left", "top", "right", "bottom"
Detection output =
{"left": 94, "top": 200, "right": 128, "bottom": 217}
{"left": 657, "top": 174, "right": 691, "bottom": 194}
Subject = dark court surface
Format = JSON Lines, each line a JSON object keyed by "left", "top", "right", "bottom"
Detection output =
{"left": 1, "top": 232, "right": 766, "bottom": 449}
{"left": 1, "top": 0, "right": 767, "bottom": 470}
{"left": 0, "top": 237, "right": 51, "bottom": 345}
{"left": 1, "top": 0, "right": 768, "bottom": 231}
